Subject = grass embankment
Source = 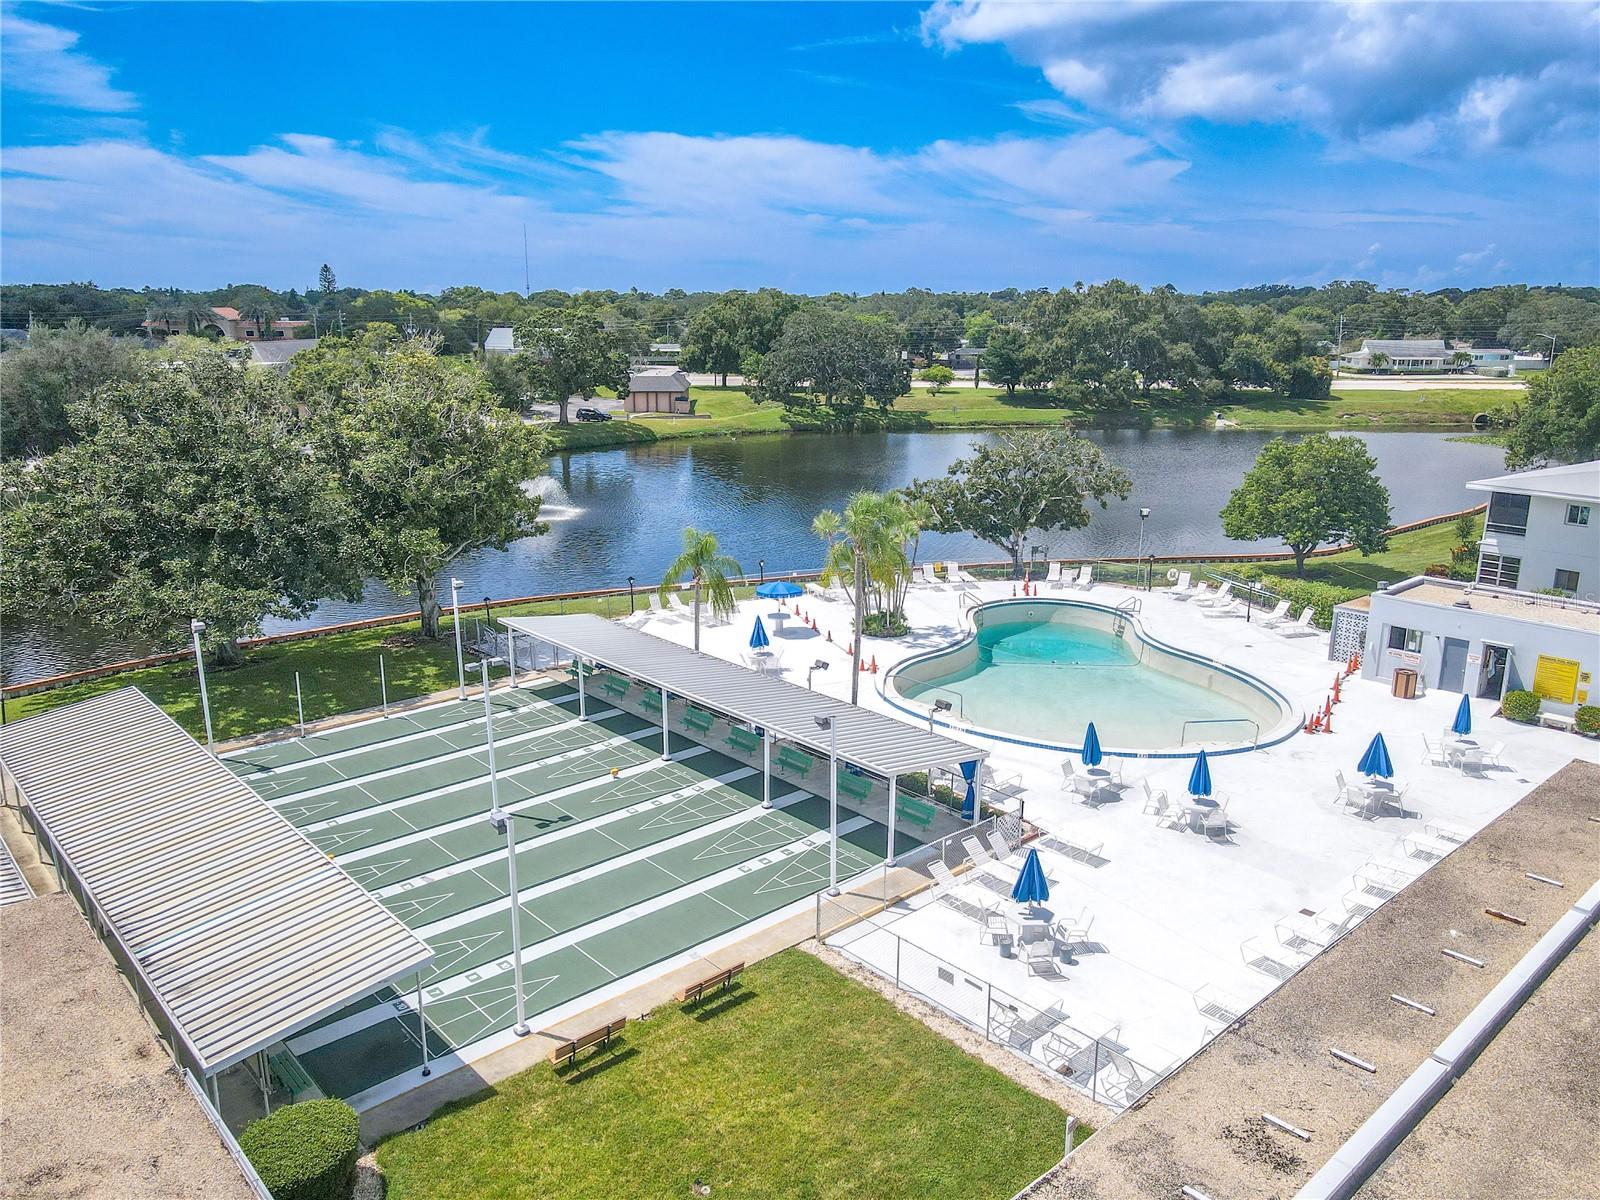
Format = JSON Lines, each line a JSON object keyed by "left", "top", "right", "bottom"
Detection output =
{"left": 544, "top": 385, "right": 1506, "bottom": 451}
{"left": 375, "top": 950, "right": 1076, "bottom": 1200}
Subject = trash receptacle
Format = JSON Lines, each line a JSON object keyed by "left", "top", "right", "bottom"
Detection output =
{"left": 1392, "top": 668, "right": 1418, "bottom": 699}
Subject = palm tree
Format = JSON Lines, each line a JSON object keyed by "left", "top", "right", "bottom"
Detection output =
{"left": 237, "top": 294, "right": 281, "bottom": 340}
{"left": 814, "top": 491, "right": 913, "bottom": 703}
{"left": 144, "top": 301, "right": 181, "bottom": 337}
{"left": 1367, "top": 351, "right": 1391, "bottom": 374}
{"left": 180, "top": 299, "right": 221, "bottom": 337}
{"left": 659, "top": 527, "right": 741, "bottom": 651}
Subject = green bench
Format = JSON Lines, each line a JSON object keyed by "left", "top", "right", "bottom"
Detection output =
{"left": 726, "top": 727, "right": 762, "bottom": 756}
{"left": 776, "top": 746, "right": 815, "bottom": 776}
{"left": 836, "top": 770, "right": 873, "bottom": 803}
{"left": 683, "top": 706, "right": 716, "bottom": 734}
{"left": 641, "top": 690, "right": 663, "bottom": 713}
{"left": 599, "top": 676, "right": 630, "bottom": 699}
{"left": 267, "top": 1050, "right": 320, "bottom": 1102}
{"left": 895, "top": 793, "right": 937, "bottom": 831}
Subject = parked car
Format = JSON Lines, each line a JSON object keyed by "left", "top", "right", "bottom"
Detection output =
{"left": 575, "top": 407, "right": 611, "bottom": 422}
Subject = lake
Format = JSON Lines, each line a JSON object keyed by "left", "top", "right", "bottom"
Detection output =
{"left": 3, "top": 428, "right": 1504, "bottom": 682}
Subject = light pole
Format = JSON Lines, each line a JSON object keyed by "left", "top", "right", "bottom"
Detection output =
{"left": 480, "top": 655, "right": 529, "bottom": 1038}
{"left": 627, "top": 576, "right": 636, "bottom": 615}
{"left": 1136, "top": 508, "right": 1151, "bottom": 589}
{"left": 759, "top": 559, "right": 766, "bottom": 586}
{"left": 929, "top": 698, "right": 952, "bottom": 734}
{"left": 808, "top": 659, "right": 829, "bottom": 691}
{"left": 814, "top": 715, "right": 839, "bottom": 895}
{"left": 189, "top": 619, "right": 214, "bottom": 753}
{"left": 450, "top": 577, "right": 466, "bottom": 700}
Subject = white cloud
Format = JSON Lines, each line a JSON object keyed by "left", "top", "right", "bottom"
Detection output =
{"left": 923, "top": 1, "right": 1600, "bottom": 155}
{"left": 0, "top": 8, "right": 136, "bottom": 112}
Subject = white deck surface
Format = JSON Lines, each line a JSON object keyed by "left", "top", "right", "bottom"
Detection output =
{"left": 627, "top": 576, "right": 1597, "bottom": 1088}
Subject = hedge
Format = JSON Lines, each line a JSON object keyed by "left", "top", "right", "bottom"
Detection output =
{"left": 239, "top": 1099, "right": 361, "bottom": 1200}
{"left": 1501, "top": 690, "right": 1541, "bottom": 724}
{"left": 1575, "top": 705, "right": 1600, "bottom": 735}
{"left": 1231, "top": 569, "right": 1361, "bottom": 630}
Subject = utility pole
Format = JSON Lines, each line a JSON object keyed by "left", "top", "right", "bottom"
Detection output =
{"left": 1333, "top": 313, "right": 1344, "bottom": 377}
{"left": 522, "top": 224, "right": 531, "bottom": 295}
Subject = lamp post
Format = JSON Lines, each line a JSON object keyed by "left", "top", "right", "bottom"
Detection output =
{"left": 808, "top": 659, "right": 829, "bottom": 691}
{"left": 1136, "top": 508, "right": 1151, "bottom": 589}
{"left": 189, "top": 619, "right": 214, "bottom": 753}
{"left": 814, "top": 715, "right": 840, "bottom": 895}
{"left": 627, "top": 576, "right": 636, "bottom": 615}
{"left": 479, "top": 655, "right": 530, "bottom": 1038}
{"left": 759, "top": 559, "right": 766, "bottom": 586}
{"left": 929, "top": 698, "right": 952, "bottom": 735}
{"left": 450, "top": 578, "right": 466, "bottom": 700}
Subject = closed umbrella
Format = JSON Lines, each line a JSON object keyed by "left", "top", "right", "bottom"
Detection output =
{"left": 756, "top": 581, "right": 803, "bottom": 599}
{"left": 748, "top": 616, "right": 770, "bottom": 650}
{"left": 1081, "top": 722, "right": 1103, "bottom": 767}
{"left": 1452, "top": 694, "right": 1472, "bottom": 737}
{"left": 1010, "top": 847, "right": 1050, "bottom": 910}
{"left": 1187, "top": 748, "right": 1213, "bottom": 801}
{"left": 1358, "top": 732, "right": 1394, "bottom": 779}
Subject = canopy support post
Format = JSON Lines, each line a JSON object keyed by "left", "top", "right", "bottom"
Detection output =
{"left": 417, "top": 973, "right": 432, "bottom": 1076}
{"left": 660, "top": 687, "right": 670, "bottom": 760}
{"left": 576, "top": 658, "right": 587, "bottom": 719}
{"left": 762, "top": 729, "right": 772, "bottom": 809}
{"left": 886, "top": 772, "right": 898, "bottom": 866}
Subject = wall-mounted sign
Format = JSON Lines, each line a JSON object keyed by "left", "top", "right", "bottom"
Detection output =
{"left": 1386, "top": 649, "right": 1422, "bottom": 667}
{"left": 1532, "top": 655, "right": 1580, "bottom": 705}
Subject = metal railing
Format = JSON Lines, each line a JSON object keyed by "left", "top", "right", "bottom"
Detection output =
{"left": 1180, "top": 716, "right": 1261, "bottom": 748}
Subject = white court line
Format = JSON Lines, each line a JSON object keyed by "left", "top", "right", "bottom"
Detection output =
{"left": 228, "top": 687, "right": 577, "bottom": 774}
{"left": 333, "top": 742, "right": 710, "bottom": 866}
{"left": 287, "top": 816, "right": 871, "bottom": 1055}
{"left": 413, "top": 786, "right": 810, "bottom": 939}
{"left": 377, "top": 766, "right": 760, "bottom": 897}
{"left": 262, "top": 704, "right": 623, "bottom": 805}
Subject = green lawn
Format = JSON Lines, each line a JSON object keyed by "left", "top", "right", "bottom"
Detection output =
{"left": 544, "top": 383, "right": 1512, "bottom": 451}
{"left": 375, "top": 950, "right": 1076, "bottom": 1200}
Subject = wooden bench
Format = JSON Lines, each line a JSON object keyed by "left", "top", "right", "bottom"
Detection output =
{"left": 726, "top": 726, "right": 762, "bottom": 755}
{"left": 683, "top": 706, "right": 716, "bottom": 734}
{"left": 776, "top": 746, "right": 815, "bottom": 776}
{"left": 836, "top": 770, "right": 873, "bottom": 803}
{"left": 267, "top": 1050, "right": 320, "bottom": 1101}
{"left": 548, "top": 1017, "right": 627, "bottom": 1069}
{"left": 599, "top": 676, "right": 630, "bottom": 699}
{"left": 676, "top": 962, "right": 744, "bottom": 1004}
{"left": 896, "top": 793, "right": 937, "bottom": 831}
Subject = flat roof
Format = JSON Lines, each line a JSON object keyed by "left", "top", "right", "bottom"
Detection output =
{"left": 1382, "top": 578, "right": 1600, "bottom": 634}
{"left": 502, "top": 614, "right": 986, "bottom": 777}
{"left": 1035, "top": 759, "right": 1600, "bottom": 1200}
{"left": 0, "top": 688, "right": 434, "bottom": 1075}
{"left": 1466, "top": 459, "right": 1599, "bottom": 503}
{"left": 0, "top": 893, "right": 258, "bottom": 1200}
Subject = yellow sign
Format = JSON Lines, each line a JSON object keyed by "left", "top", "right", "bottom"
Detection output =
{"left": 1532, "top": 655, "right": 1580, "bottom": 704}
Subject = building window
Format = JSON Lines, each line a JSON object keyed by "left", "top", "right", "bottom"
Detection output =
{"left": 1477, "top": 553, "right": 1522, "bottom": 589}
{"left": 1566, "top": 504, "right": 1590, "bottom": 526}
{"left": 1484, "top": 492, "right": 1530, "bottom": 536}
{"left": 1387, "top": 626, "right": 1423, "bottom": 653}
{"left": 1553, "top": 568, "right": 1581, "bottom": 593}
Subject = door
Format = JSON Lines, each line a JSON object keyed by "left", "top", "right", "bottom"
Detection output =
{"left": 1477, "top": 644, "right": 1510, "bottom": 700}
{"left": 1439, "top": 638, "right": 1470, "bottom": 693}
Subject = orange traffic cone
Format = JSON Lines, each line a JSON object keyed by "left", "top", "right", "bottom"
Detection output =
{"left": 826, "top": 630, "right": 832, "bottom": 643}
{"left": 1308, "top": 711, "right": 1322, "bottom": 733}
{"left": 869, "top": 656, "right": 878, "bottom": 673}
{"left": 1332, "top": 675, "right": 1342, "bottom": 703}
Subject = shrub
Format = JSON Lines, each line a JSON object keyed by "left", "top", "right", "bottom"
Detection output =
{"left": 862, "top": 610, "right": 909, "bottom": 637}
{"left": 1232, "top": 568, "right": 1361, "bottom": 629}
{"left": 1500, "top": 690, "right": 1541, "bottom": 724}
{"left": 240, "top": 1099, "right": 361, "bottom": 1200}
{"left": 1575, "top": 705, "right": 1600, "bottom": 735}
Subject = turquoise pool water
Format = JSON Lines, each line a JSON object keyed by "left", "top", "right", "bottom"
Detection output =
{"left": 890, "top": 602, "right": 1288, "bottom": 752}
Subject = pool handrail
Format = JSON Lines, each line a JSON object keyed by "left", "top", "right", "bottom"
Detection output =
{"left": 1180, "top": 716, "right": 1261, "bottom": 748}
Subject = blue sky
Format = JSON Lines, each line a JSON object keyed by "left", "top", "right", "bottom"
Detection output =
{"left": 2, "top": 1, "right": 1596, "bottom": 294}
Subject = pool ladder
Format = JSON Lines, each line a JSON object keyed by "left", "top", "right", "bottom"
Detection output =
{"left": 1112, "top": 596, "right": 1141, "bottom": 638}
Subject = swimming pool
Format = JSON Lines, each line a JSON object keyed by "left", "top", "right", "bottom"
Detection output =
{"left": 885, "top": 600, "right": 1296, "bottom": 756}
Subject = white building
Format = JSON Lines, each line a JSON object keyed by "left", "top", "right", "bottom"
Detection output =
{"left": 1468, "top": 461, "right": 1598, "bottom": 597}
{"left": 1336, "top": 339, "right": 1453, "bottom": 373}
{"left": 483, "top": 326, "right": 516, "bottom": 355}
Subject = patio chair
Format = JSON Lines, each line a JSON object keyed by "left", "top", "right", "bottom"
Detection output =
{"left": 1021, "top": 936, "right": 1066, "bottom": 979}
{"left": 1071, "top": 564, "right": 1094, "bottom": 590}
{"left": 1197, "top": 797, "right": 1231, "bottom": 839}
{"left": 1192, "top": 983, "right": 1247, "bottom": 1026}
{"left": 1140, "top": 778, "right": 1168, "bottom": 815}
{"left": 983, "top": 828, "right": 1014, "bottom": 862}
{"left": 1256, "top": 600, "right": 1291, "bottom": 626}
{"left": 928, "top": 860, "right": 961, "bottom": 893}
{"left": 1195, "top": 582, "right": 1233, "bottom": 608}
{"left": 1424, "top": 821, "right": 1468, "bottom": 845}
{"left": 666, "top": 592, "right": 692, "bottom": 617}
{"left": 980, "top": 763, "right": 1026, "bottom": 799}
{"left": 1185, "top": 581, "right": 1215, "bottom": 605}
{"left": 961, "top": 835, "right": 994, "bottom": 869}
{"left": 1053, "top": 906, "right": 1094, "bottom": 944}
{"left": 1277, "top": 608, "right": 1319, "bottom": 638}
{"left": 1200, "top": 598, "right": 1245, "bottom": 619}
{"left": 1059, "top": 760, "right": 1078, "bottom": 795}
{"left": 914, "top": 563, "right": 943, "bottom": 589}
{"left": 943, "top": 564, "right": 975, "bottom": 590}
{"left": 978, "top": 909, "right": 1013, "bottom": 947}
{"left": 1401, "top": 832, "right": 1455, "bottom": 863}
{"left": 1241, "top": 934, "right": 1311, "bottom": 982}
{"left": 1045, "top": 562, "right": 1064, "bottom": 589}
{"left": 1333, "top": 770, "right": 1361, "bottom": 810}
{"left": 1093, "top": 1047, "right": 1154, "bottom": 1108}
{"left": 1168, "top": 570, "right": 1195, "bottom": 600}
{"left": 1420, "top": 735, "right": 1451, "bottom": 767}
{"left": 954, "top": 566, "right": 982, "bottom": 586}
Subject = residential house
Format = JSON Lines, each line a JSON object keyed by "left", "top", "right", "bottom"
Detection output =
{"left": 1335, "top": 339, "right": 1452, "bottom": 373}
{"left": 1468, "top": 461, "right": 1598, "bottom": 596}
{"left": 247, "top": 338, "right": 320, "bottom": 373}
{"left": 143, "top": 306, "right": 302, "bottom": 342}
{"left": 644, "top": 341, "right": 682, "bottom": 365}
{"left": 483, "top": 326, "right": 516, "bottom": 355}
{"left": 624, "top": 367, "right": 693, "bottom": 415}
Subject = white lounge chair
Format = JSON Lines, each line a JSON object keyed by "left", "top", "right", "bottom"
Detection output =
{"left": 943, "top": 564, "right": 975, "bottom": 590}
{"left": 961, "top": 836, "right": 994, "bottom": 869}
{"left": 980, "top": 763, "right": 1025, "bottom": 799}
{"left": 1255, "top": 600, "right": 1291, "bottom": 626}
{"left": 914, "top": 563, "right": 943, "bottom": 589}
{"left": 1201, "top": 598, "right": 1245, "bottom": 619}
{"left": 954, "top": 566, "right": 981, "bottom": 586}
{"left": 1241, "top": 934, "right": 1311, "bottom": 981}
{"left": 1185, "top": 581, "right": 1215, "bottom": 605}
{"left": 805, "top": 581, "right": 841, "bottom": 602}
{"left": 1195, "top": 581, "right": 1233, "bottom": 608}
{"left": 1168, "top": 570, "right": 1195, "bottom": 600}
{"left": 928, "top": 860, "right": 961, "bottom": 893}
{"left": 983, "top": 828, "right": 1014, "bottom": 862}
{"left": 1071, "top": 564, "right": 1094, "bottom": 590}
{"left": 1044, "top": 562, "right": 1064, "bottom": 589}
{"left": 666, "top": 592, "right": 692, "bottom": 617}
{"left": 1277, "top": 608, "right": 1319, "bottom": 637}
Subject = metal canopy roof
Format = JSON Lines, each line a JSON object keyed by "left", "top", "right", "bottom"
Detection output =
{"left": 501, "top": 614, "right": 986, "bottom": 778}
{"left": 0, "top": 688, "right": 433, "bottom": 1076}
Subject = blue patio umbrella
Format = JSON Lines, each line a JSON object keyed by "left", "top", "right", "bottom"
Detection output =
{"left": 1452, "top": 694, "right": 1473, "bottom": 737}
{"left": 1010, "top": 847, "right": 1050, "bottom": 908}
{"left": 1187, "top": 749, "right": 1215, "bottom": 806}
{"left": 959, "top": 760, "right": 978, "bottom": 820}
{"left": 1358, "top": 732, "right": 1394, "bottom": 779}
{"left": 756, "top": 580, "right": 803, "bottom": 599}
{"left": 748, "top": 616, "right": 770, "bottom": 650}
{"left": 1080, "top": 722, "right": 1103, "bottom": 767}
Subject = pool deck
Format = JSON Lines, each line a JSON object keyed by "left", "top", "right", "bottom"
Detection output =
{"left": 628, "top": 576, "right": 1599, "bottom": 1092}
